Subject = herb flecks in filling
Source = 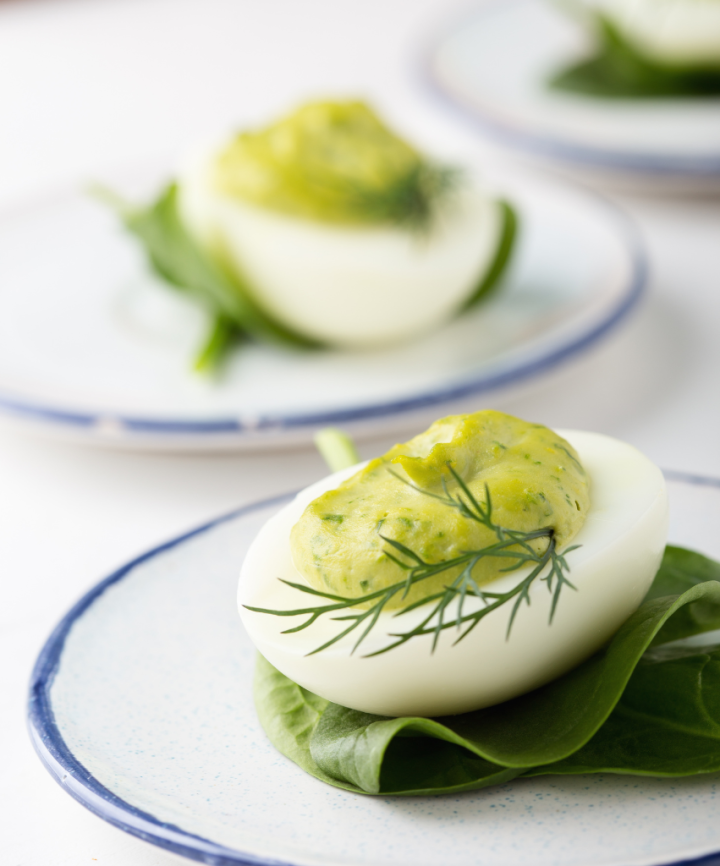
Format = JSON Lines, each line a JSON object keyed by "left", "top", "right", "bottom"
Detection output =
{"left": 245, "top": 411, "right": 589, "bottom": 656}
{"left": 211, "top": 100, "right": 459, "bottom": 231}
{"left": 292, "top": 411, "right": 588, "bottom": 608}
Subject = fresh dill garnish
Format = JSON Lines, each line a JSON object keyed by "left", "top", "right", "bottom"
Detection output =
{"left": 244, "top": 464, "right": 579, "bottom": 657}
{"left": 337, "top": 162, "right": 462, "bottom": 233}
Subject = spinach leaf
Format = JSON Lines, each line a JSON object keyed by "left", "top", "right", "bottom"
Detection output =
{"left": 193, "top": 314, "right": 244, "bottom": 374}
{"left": 312, "top": 704, "right": 521, "bottom": 795}
{"left": 463, "top": 200, "right": 518, "bottom": 308}
{"left": 252, "top": 653, "right": 348, "bottom": 789}
{"left": 646, "top": 546, "right": 720, "bottom": 599}
{"left": 646, "top": 546, "right": 720, "bottom": 645}
{"left": 253, "top": 550, "right": 720, "bottom": 796}
{"left": 116, "top": 184, "right": 318, "bottom": 368}
{"left": 252, "top": 656, "right": 518, "bottom": 795}
{"left": 550, "top": 16, "right": 720, "bottom": 99}
{"left": 527, "top": 642, "right": 720, "bottom": 777}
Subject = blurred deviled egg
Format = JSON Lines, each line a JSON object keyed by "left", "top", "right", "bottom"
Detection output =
{"left": 603, "top": 0, "right": 720, "bottom": 70}
{"left": 551, "top": 0, "right": 720, "bottom": 97}
{"left": 111, "top": 101, "right": 517, "bottom": 370}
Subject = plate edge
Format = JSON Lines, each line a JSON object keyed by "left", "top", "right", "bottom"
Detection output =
{"left": 27, "top": 493, "right": 297, "bottom": 866}
{"left": 419, "top": 0, "right": 720, "bottom": 176}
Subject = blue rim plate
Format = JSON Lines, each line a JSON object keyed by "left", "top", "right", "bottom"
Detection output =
{"left": 0, "top": 167, "right": 644, "bottom": 450}
{"left": 27, "top": 472, "right": 720, "bottom": 866}
{"left": 423, "top": 0, "right": 720, "bottom": 181}
{"left": 27, "top": 496, "right": 292, "bottom": 866}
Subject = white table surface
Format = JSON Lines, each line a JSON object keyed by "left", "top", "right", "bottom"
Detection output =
{"left": 2, "top": 1, "right": 719, "bottom": 863}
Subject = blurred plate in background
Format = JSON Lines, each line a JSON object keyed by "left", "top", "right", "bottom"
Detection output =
{"left": 0, "top": 167, "right": 643, "bottom": 451}
{"left": 425, "top": 0, "right": 720, "bottom": 191}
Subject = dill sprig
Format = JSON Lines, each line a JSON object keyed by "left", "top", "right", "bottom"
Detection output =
{"left": 341, "top": 162, "right": 462, "bottom": 232}
{"left": 244, "top": 465, "right": 580, "bottom": 657}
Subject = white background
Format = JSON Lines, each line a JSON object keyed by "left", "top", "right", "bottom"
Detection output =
{"left": 1, "top": 0, "right": 719, "bottom": 863}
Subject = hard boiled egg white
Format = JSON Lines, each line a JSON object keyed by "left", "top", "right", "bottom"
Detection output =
{"left": 180, "top": 151, "right": 504, "bottom": 348}
{"left": 604, "top": 0, "right": 720, "bottom": 68}
{"left": 238, "top": 431, "right": 668, "bottom": 717}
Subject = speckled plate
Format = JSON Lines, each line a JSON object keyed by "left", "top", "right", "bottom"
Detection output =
{"left": 28, "top": 473, "right": 720, "bottom": 866}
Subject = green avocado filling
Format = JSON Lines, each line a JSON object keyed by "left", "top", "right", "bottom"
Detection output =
{"left": 211, "top": 100, "right": 458, "bottom": 228}
{"left": 290, "top": 410, "right": 590, "bottom": 609}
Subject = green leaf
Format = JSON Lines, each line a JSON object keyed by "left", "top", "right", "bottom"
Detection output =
{"left": 253, "top": 553, "right": 720, "bottom": 795}
{"left": 311, "top": 704, "right": 521, "bottom": 794}
{"left": 527, "top": 642, "right": 720, "bottom": 777}
{"left": 252, "top": 653, "right": 352, "bottom": 788}
{"left": 463, "top": 200, "right": 518, "bottom": 309}
{"left": 550, "top": 15, "right": 720, "bottom": 99}
{"left": 314, "top": 428, "right": 360, "bottom": 473}
{"left": 252, "top": 656, "right": 519, "bottom": 794}
{"left": 646, "top": 546, "right": 720, "bottom": 599}
{"left": 645, "top": 546, "right": 720, "bottom": 645}
{"left": 114, "top": 184, "right": 319, "bottom": 361}
{"left": 193, "top": 314, "right": 243, "bottom": 374}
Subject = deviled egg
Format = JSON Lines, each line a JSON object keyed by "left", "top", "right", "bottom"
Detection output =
{"left": 178, "top": 100, "right": 515, "bottom": 349}
{"left": 238, "top": 411, "right": 668, "bottom": 717}
{"left": 603, "top": 0, "right": 720, "bottom": 69}
{"left": 551, "top": 0, "right": 720, "bottom": 98}
{"left": 111, "top": 101, "right": 517, "bottom": 369}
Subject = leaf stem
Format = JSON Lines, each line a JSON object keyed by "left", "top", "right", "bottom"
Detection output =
{"left": 314, "top": 428, "right": 361, "bottom": 472}
{"left": 193, "top": 314, "right": 242, "bottom": 374}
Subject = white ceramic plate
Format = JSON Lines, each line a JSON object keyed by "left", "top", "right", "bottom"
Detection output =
{"left": 28, "top": 472, "right": 720, "bottom": 866}
{"left": 0, "top": 168, "right": 643, "bottom": 450}
{"left": 425, "top": 0, "right": 720, "bottom": 188}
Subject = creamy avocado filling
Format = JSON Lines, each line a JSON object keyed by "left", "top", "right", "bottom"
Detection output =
{"left": 290, "top": 411, "right": 590, "bottom": 609}
{"left": 211, "top": 100, "right": 456, "bottom": 228}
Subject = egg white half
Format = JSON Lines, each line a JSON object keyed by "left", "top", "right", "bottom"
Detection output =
{"left": 179, "top": 152, "right": 504, "bottom": 348}
{"left": 238, "top": 431, "right": 668, "bottom": 717}
{"left": 603, "top": 0, "right": 720, "bottom": 68}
